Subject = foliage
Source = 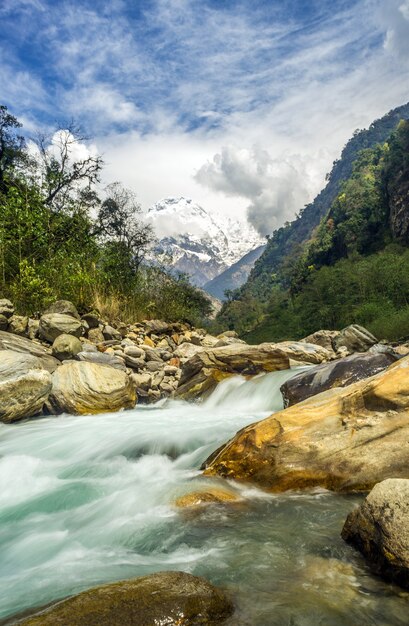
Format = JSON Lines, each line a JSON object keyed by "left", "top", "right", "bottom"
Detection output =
{"left": 0, "top": 105, "right": 212, "bottom": 325}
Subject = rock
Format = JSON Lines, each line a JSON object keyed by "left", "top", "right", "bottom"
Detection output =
{"left": 176, "top": 343, "right": 290, "bottom": 401}
{"left": 173, "top": 343, "right": 205, "bottom": 360}
{"left": 142, "top": 336, "right": 155, "bottom": 347}
{"left": 44, "top": 299, "right": 80, "bottom": 319}
{"left": 81, "top": 312, "right": 100, "bottom": 329}
{"left": 334, "top": 324, "right": 378, "bottom": 353}
{"left": 39, "top": 313, "right": 83, "bottom": 343}
{"left": 262, "top": 341, "right": 333, "bottom": 365}
{"left": 87, "top": 327, "right": 105, "bottom": 344}
{"left": 18, "top": 571, "right": 233, "bottom": 626}
{"left": 280, "top": 352, "right": 399, "bottom": 407}
{"left": 51, "top": 334, "right": 83, "bottom": 361}
{"left": 0, "top": 314, "right": 8, "bottom": 330}
{"left": 102, "top": 325, "right": 122, "bottom": 341}
{"left": 0, "top": 350, "right": 52, "bottom": 422}
{"left": 217, "top": 330, "right": 238, "bottom": 338}
{"left": 0, "top": 298, "right": 14, "bottom": 318}
{"left": 27, "top": 318, "right": 40, "bottom": 340}
{"left": 302, "top": 330, "right": 340, "bottom": 352}
{"left": 145, "top": 319, "right": 170, "bottom": 333}
{"left": 203, "top": 356, "right": 409, "bottom": 493}
{"left": 130, "top": 372, "right": 152, "bottom": 390}
{"left": 142, "top": 347, "right": 163, "bottom": 362}
{"left": 7, "top": 314, "right": 28, "bottom": 336}
{"left": 123, "top": 345, "right": 145, "bottom": 358}
{"left": 47, "top": 361, "right": 136, "bottom": 415}
{"left": 0, "top": 330, "right": 59, "bottom": 372}
{"left": 174, "top": 487, "right": 241, "bottom": 509}
{"left": 124, "top": 354, "right": 145, "bottom": 369}
{"left": 76, "top": 351, "right": 127, "bottom": 372}
{"left": 214, "top": 337, "right": 247, "bottom": 348}
{"left": 146, "top": 360, "right": 163, "bottom": 372}
{"left": 164, "top": 364, "right": 179, "bottom": 375}
{"left": 342, "top": 479, "right": 409, "bottom": 588}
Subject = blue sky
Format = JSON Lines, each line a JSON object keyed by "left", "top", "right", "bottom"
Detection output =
{"left": 1, "top": 0, "right": 409, "bottom": 233}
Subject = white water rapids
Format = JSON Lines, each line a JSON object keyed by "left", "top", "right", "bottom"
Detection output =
{"left": 0, "top": 368, "right": 408, "bottom": 625}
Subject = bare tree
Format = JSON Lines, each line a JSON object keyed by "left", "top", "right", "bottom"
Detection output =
{"left": 36, "top": 123, "right": 103, "bottom": 209}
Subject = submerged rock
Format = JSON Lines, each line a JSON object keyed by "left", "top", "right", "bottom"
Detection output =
{"left": 47, "top": 361, "right": 136, "bottom": 415}
{"left": 0, "top": 350, "right": 52, "bottom": 423}
{"left": 18, "top": 571, "right": 234, "bottom": 625}
{"left": 174, "top": 487, "right": 242, "bottom": 509}
{"left": 280, "top": 351, "right": 398, "bottom": 407}
{"left": 203, "top": 356, "right": 409, "bottom": 493}
{"left": 342, "top": 479, "right": 409, "bottom": 588}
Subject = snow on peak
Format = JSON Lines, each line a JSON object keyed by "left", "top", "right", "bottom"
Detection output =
{"left": 146, "top": 197, "right": 265, "bottom": 287}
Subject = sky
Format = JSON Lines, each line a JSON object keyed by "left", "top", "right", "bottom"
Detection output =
{"left": 0, "top": 0, "right": 409, "bottom": 235}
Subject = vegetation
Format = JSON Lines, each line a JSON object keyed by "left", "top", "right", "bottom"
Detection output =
{"left": 214, "top": 112, "right": 409, "bottom": 342}
{"left": 0, "top": 106, "right": 212, "bottom": 325}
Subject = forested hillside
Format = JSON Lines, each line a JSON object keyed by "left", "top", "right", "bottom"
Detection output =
{"left": 214, "top": 107, "right": 409, "bottom": 342}
{"left": 0, "top": 106, "right": 212, "bottom": 324}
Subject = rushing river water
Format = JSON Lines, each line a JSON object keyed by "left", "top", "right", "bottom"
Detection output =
{"left": 0, "top": 369, "right": 408, "bottom": 625}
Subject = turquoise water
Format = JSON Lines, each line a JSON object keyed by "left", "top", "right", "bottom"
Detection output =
{"left": 0, "top": 369, "right": 407, "bottom": 625}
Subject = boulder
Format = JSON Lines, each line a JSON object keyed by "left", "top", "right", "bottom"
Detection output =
{"left": 280, "top": 351, "right": 399, "bottom": 407}
{"left": 39, "top": 313, "right": 83, "bottom": 343}
{"left": 174, "top": 487, "right": 242, "bottom": 509}
{"left": 102, "top": 325, "right": 122, "bottom": 341}
{"left": 44, "top": 299, "right": 80, "bottom": 319}
{"left": 123, "top": 345, "right": 145, "bottom": 358}
{"left": 47, "top": 361, "right": 136, "bottom": 415}
{"left": 173, "top": 342, "right": 204, "bottom": 360}
{"left": 203, "top": 356, "right": 409, "bottom": 493}
{"left": 262, "top": 341, "right": 333, "bottom": 365}
{"left": 87, "top": 327, "right": 105, "bottom": 344}
{"left": 80, "top": 312, "right": 100, "bottom": 329}
{"left": 0, "top": 298, "right": 14, "bottom": 318}
{"left": 124, "top": 354, "right": 145, "bottom": 369}
{"left": 18, "top": 571, "right": 233, "bottom": 626}
{"left": 302, "top": 330, "right": 340, "bottom": 352}
{"left": 334, "top": 324, "right": 378, "bottom": 354}
{"left": 214, "top": 337, "right": 247, "bottom": 348}
{"left": 130, "top": 372, "right": 152, "bottom": 391}
{"left": 176, "top": 344, "right": 290, "bottom": 401}
{"left": 7, "top": 314, "right": 28, "bottom": 336}
{"left": 342, "top": 479, "right": 409, "bottom": 589}
{"left": 217, "top": 330, "right": 238, "bottom": 338}
{"left": 145, "top": 319, "right": 170, "bottom": 333}
{"left": 76, "top": 351, "right": 127, "bottom": 371}
{"left": 0, "top": 350, "right": 52, "bottom": 422}
{"left": 52, "top": 334, "right": 83, "bottom": 361}
{"left": 27, "top": 318, "right": 40, "bottom": 340}
{"left": 0, "top": 330, "right": 59, "bottom": 372}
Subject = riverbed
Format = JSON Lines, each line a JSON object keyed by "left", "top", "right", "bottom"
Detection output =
{"left": 0, "top": 369, "right": 407, "bottom": 625}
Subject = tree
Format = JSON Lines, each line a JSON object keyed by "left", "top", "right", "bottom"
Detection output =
{"left": 0, "top": 105, "right": 25, "bottom": 190}
{"left": 97, "top": 182, "right": 153, "bottom": 275}
{"left": 35, "top": 124, "right": 103, "bottom": 209}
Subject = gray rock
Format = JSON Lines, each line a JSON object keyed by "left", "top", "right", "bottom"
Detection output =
{"left": 143, "top": 347, "right": 163, "bottom": 362}
{"left": 342, "top": 479, "right": 409, "bottom": 588}
{"left": 123, "top": 345, "right": 145, "bottom": 358}
{"left": 81, "top": 312, "right": 100, "bottom": 329}
{"left": 145, "top": 319, "right": 170, "bottom": 333}
{"left": 44, "top": 299, "right": 80, "bottom": 319}
{"left": 76, "top": 351, "right": 127, "bottom": 371}
{"left": 124, "top": 354, "right": 145, "bottom": 370}
{"left": 0, "top": 330, "right": 59, "bottom": 373}
{"left": 0, "top": 298, "right": 14, "bottom": 318}
{"left": 52, "top": 334, "right": 83, "bottom": 361}
{"left": 87, "top": 327, "right": 105, "bottom": 344}
{"left": 146, "top": 360, "right": 163, "bottom": 372}
{"left": 39, "top": 313, "right": 83, "bottom": 343}
{"left": 302, "top": 330, "right": 340, "bottom": 352}
{"left": 0, "top": 350, "right": 52, "bottom": 422}
{"left": 130, "top": 372, "right": 152, "bottom": 390}
{"left": 102, "top": 325, "right": 122, "bottom": 341}
{"left": 280, "top": 352, "right": 398, "bottom": 407}
{"left": 334, "top": 324, "right": 378, "bottom": 353}
{"left": 8, "top": 314, "right": 28, "bottom": 336}
{"left": 47, "top": 361, "right": 136, "bottom": 415}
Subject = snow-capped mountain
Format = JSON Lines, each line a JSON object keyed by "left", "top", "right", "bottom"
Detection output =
{"left": 146, "top": 197, "right": 265, "bottom": 287}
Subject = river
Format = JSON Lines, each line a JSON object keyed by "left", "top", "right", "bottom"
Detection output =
{"left": 0, "top": 369, "right": 407, "bottom": 625}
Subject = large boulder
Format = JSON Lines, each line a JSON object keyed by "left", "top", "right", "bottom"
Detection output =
{"left": 47, "top": 361, "right": 136, "bottom": 414}
{"left": 302, "top": 330, "right": 340, "bottom": 352}
{"left": 18, "top": 571, "right": 233, "bottom": 625}
{"left": 203, "top": 356, "right": 409, "bottom": 493}
{"left": 44, "top": 299, "right": 80, "bottom": 319}
{"left": 0, "top": 350, "right": 52, "bottom": 423}
{"left": 0, "top": 330, "right": 59, "bottom": 372}
{"left": 76, "top": 351, "right": 127, "bottom": 371}
{"left": 342, "top": 479, "right": 409, "bottom": 589}
{"left": 52, "top": 334, "right": 83, "bottom": 361}
{"left": 262, "top": 341, "right": 333, "bottom": 365}
{"left": 39, "top": 313, "right": 83, "bottom": 343}
{"left": 280, "top": 351, "right": 399, "bottom": 407}
{"left": 334, "top": 324, "right": 378, "bottom": 353}
{"left": 176, "top": 343, "right": 290, "bottom": 401}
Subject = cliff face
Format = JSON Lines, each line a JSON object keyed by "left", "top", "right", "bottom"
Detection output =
{"left": 390, "top": 176, "right": 409, "bottom": 241}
